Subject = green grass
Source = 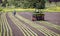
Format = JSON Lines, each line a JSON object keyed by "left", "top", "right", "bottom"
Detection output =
{"left": 43, "top": 6, "right": 60, "bottom": 12}
{"left": 0, "top": 6, "right": 60, "bottom": 12}
{"left": 2, "top": 8, "right": 35, "bottom": 12}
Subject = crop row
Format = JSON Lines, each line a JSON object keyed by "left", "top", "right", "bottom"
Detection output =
{"left": 1, "top": 13, "right": 12, "bottom": 36}
{"left": 14, "top": 13, "right": 60, "bottom": 36}
{"left": 9, "top": 12, "right": 38, "bottom": 36}
{"left": 0, "top": 14, "right": 2, "bottom": 36}
{"left": 39, "top": 21, "right": 60, "bottom": 30}
{"left": 1, "top": 12, "right": 60, "bottom": 36}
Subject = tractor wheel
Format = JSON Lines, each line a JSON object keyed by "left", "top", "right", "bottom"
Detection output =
{"left": 32, "top": 17, "right": 36, "bottom": 21}
{"left": 42, "top": 15, "right": 44, "bottom": 20}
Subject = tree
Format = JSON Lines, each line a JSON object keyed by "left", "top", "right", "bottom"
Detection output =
{"left": 2, "top": 0, "right": 8, "bottom": 7}
{"left": 48, "top": 0, "right": 60, "bottom": 6}
{"left": 33, "top": 0, "right": 46, "bottom": 9}
{"left": 0, "top": 0, "right": 46, "bottom": 8}
{"left": 0, "top": 0, "right": 2, "bottom": 3}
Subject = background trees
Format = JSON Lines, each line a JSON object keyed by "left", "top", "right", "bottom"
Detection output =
{"left": 0, "top": 0, "right": 60, "bottom": 8}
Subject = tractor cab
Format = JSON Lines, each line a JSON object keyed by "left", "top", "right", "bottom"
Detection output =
{"left": 32, "top": 10, "right": 44, "bottom": 21}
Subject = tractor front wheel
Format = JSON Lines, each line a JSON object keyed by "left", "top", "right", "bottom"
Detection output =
{"left": 32, "top": 17, "right": 36, "bottom": 21}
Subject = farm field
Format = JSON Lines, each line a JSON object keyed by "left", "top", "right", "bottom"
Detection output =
{"left": 0, "top": 0, "right": 60, "bottom": 36}
{"left": 0, "top": 12, "right": 60, "bottom": 36}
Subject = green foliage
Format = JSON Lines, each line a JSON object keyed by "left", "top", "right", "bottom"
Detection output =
{"left": 0, "top": 8, "right": 2, "bottom": 11}
{"left": 37, "top": 0, "right": 45, "bottom": 9}
{"left": 0, "top": 0, "right": 46, "bottom": 8}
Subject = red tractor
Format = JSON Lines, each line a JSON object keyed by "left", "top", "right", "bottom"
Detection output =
{"left": 32, "top": 0, "right": 45, "bottom": 21}
{"left": 32, "top": 11, "right": 44, "bottom": 21}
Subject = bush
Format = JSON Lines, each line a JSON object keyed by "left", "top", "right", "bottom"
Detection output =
{"left": 0, "top": 8, "right": 2, "bottom": 11}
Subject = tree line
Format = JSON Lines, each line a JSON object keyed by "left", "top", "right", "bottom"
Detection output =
{"left": 0, "top": 0, "right": 60, "bottom": 8}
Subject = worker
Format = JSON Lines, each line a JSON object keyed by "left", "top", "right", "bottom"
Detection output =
{"left": 13, "top": 10, "right": 16, "bottom": 16}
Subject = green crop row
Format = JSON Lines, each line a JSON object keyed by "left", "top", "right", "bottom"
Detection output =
{"left": 4, "top": 13, "right": 13, "bottom": 36}
{"left": 0, "top": 14, "right": 1, "bottom": 36}
{"left": 0, "top": 13, "right": 13, "bottom": 36}
{"left": 39, "top": 21, "right": 60, "bottom": 30}
{"left": 9, "top": 12, "right": 38, "bottom": 36}
{"left": 1, "top": 12, "right": 60, "bottom": 36}
{"left": 15, "top": 13, "right": 60, "bottom": 36}
{"left": 1, "top": 13, "right": 7, "bottom": 36}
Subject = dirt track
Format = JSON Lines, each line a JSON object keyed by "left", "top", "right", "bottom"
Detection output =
{"left": 44, "top": 12, "right": 60, "bottom": 25}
